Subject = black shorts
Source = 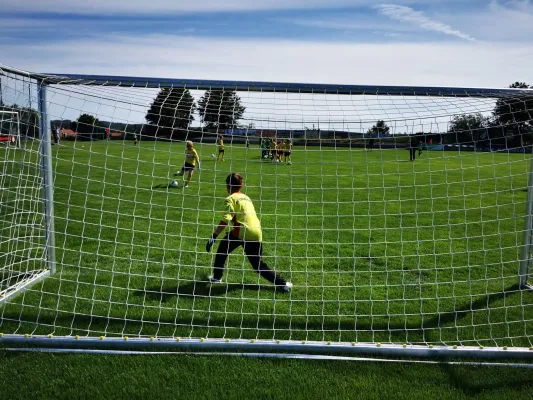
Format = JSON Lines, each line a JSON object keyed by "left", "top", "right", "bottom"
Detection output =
{"left": 182, "top": 163, "right": 195, "bottom": 172}
{"left": 218, "top": 149, "right": 225, "bottom": 153}
{"left": 284, "top": 152, "right": 291, "bottom": 156}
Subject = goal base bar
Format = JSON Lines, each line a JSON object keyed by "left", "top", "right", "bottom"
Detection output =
{"left": 2, "top": 335, "right": 533, "bottom": 360}
{"left": 0, "top": 269, "right": 50, "bottom": 305}
{"left": 5, "top": 348, "right": 533, "bottom": 368}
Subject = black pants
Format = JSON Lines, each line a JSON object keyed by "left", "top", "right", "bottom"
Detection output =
{"left": 213, "top": 233, "right": 286, "bottom": 286}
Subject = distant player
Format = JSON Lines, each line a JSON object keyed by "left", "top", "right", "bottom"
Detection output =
{"left": 174, "top": 140, "right": 200, "bottom": 188}
{"left": 367, "top": 137, "right": 374, "bottom": 152}
{"left": 418, "top": 140, "right": 423, "bottom": 156}
{"left": 205, "top": 172, "right": 292, "bottom": 292}
{"left": 264, "top": 138, "right": 271, "bottom": 159}
{"left": 217, "top": 135, "right": 225, "bottom": 161}
{"left": 246, "top": 138, "right": 250, "bottom": 149}
{"left": 409, "top": 136, "right": 417, "bottom": 161}
{"left": 275, "top": 139, "right": 284, "bottom": 163}
{"left": 270, "top": 138, "right": 277, "bottom": 161}
{"left": 52, "top": 125, "right": 60, "bottom": 145}
{"left": 134, "top": 133, "right": 139, "bottom": 146}
{"left": 284, "top": 139, "right": 292, "bottom": 165}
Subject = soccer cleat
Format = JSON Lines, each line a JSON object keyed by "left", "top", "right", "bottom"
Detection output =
{"left": 282, "top": 282, "right": 293, "bottom": 292}
{"left": 287, "top": 161, "right": 292, "bottom": 165}
{"left": 208, "top": 276, "right": 222, "bottom": 284}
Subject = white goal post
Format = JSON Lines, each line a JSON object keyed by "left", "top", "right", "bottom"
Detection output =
{"left": 1, "top": 63, "right": 533, "bottom": 359}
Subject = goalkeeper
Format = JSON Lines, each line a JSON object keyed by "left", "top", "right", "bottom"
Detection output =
{"left": 205, "top": 173, "right": 292, "bottom": 292}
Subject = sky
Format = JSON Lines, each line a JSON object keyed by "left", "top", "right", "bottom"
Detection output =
{"left": 1, "top": 0, "right": 532, "bottom": 129}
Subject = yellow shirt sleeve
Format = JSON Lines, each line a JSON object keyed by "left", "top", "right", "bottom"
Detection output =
{"left": 223, "top": 197, "right": 234, "bottom": 222}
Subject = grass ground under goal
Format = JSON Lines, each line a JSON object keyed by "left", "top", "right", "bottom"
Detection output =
{"left": 1, "top": 139, "right": 533, "bottom": 348}
{"left": 1, "top": 351, "right": 533, "bottom": 400}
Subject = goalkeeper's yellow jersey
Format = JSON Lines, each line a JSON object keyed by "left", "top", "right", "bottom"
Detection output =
{"left": 223, "top": 192, "right": 262, "bottom": 242}
{"left": 218, "top": 138, "right": 224, "bottom": 150}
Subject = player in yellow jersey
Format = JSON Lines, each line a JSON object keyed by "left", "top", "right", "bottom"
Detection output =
{"left": 217, "top": 135, "right": 225, "bottom": 162}
{"left": 284, "top": 139, "right": 292, "bottom": 165}
{"left": 276, "top": 139, "right": 284, "bottom": 163}
{"left": 270, "top": 138, "right": 277, "bottom": 161}
{"left": 174, "top": 140, "right": 200, "bottom": 188}
{"left": 205, "top": 173, "right": 293, "bottom": 292}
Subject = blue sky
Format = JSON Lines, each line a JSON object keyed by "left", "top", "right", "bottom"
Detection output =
{"left": 1, "top": 0, "right": 532, "bottom": 87}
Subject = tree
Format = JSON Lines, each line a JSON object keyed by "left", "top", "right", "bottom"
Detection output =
{"left": 367, "top": 120, "right": 390, "bottom": 136}
{"left": 71, "top": 113, "right": 106, "bottom": 140}
{"left": 491, "top": 82, "right": 533, "bottom": 147}
{"left": 198, "top": 90, "right": 245, "bottom": 131}
{"left": 145, "top": 88, "right": 196, "bottom": 138}
{"left": 493, "top": 82, "right": 533, "bottom": 129}
{"left": 71, "top": 113, "right": 100, "bottom": 133}
{"left": 447, "top": 113, "right": 489, "bottom": 145}
{"left": 508, "top": 82, "right": 530, "bottom": 89}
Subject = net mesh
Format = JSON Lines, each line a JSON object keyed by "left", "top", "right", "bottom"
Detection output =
{"left": 1, "top": 65, "right": 533, "bottom": 349}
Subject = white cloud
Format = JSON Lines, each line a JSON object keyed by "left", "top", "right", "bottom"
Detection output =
{"left": 1, "top": 34, "right": 530, "bottom": 88}
{"left": 375, "top": 4, "right": 476, "bottom": 41}
{"left": 3, "top": 34, "right": 531, "bottom": 130}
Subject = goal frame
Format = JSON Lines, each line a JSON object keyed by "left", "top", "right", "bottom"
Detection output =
{"left": 0, "top": 78, "right": 55, "bottom": 304}
{"left": 1, "top": 63, "right": 533, "bottom": 358}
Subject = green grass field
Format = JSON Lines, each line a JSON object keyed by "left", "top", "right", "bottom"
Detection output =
{"left": 1, "top": 139, "right": 533, "bottom": 349}
{"left": 2, "top": 351, "right": 533, "bottom": 400}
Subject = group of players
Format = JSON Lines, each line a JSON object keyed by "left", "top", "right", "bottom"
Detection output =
{"left": 260, "top": 137, "right": 292, "bottom": 164}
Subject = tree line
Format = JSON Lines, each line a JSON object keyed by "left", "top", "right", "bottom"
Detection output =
{"left": 366, "top": 82, "right": 533, "bottom": 148}
{"left": 10, "top": 80, "right": 527, "bottom": 145}
{"left": 61, "top": 89, "right": 246, "bottom": 140}
{"left": 447, "top": 82, "right": 533, "bottom": 148}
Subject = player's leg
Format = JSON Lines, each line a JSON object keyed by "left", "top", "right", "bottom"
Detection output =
{"left": 243, "top": 241, "right": 291, "bottom": 290}
{"left": 184, "top": 169, "right": 194, "bottom": 187}
{"left": 211, "top": 233, "right": 243, "bottom": 281}
{"left": 221, "top": 149, "right": 225, "bottom": 162}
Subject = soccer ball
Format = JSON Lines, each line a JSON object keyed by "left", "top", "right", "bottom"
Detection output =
{"left": 170, "top": 180, "right": 179, "bottom": 188}
{"left": 211, "top": 154, "right": 216, "bottom": 158}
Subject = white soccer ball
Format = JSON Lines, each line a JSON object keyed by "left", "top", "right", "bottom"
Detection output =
{"left": 211, "top": 154, "right": 216, "bottom": 158}
{"left": 170, "top": 180, "right": 179, "bottom": 187}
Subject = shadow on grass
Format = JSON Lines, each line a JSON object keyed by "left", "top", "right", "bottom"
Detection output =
{"left": 135, "top": 280, "right": 273, "bottom": 302}
{"left": 151, "top": 183, "right": 171, "bottom": 189}
{"left": 440, "top": 362, "right": 533, "bottom": 395}
{"left": 1, "top": 284, "right": 524, "bottom": 344}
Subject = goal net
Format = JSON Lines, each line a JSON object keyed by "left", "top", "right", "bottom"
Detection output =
{"left": 0, "top": 111, "right": 20, "bottom": 148}
{"left": 1, "top": 64, "right": 533, "bottom": 356}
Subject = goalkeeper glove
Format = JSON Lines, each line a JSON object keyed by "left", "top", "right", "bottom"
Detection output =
{"left": 206, "top": 233, "right": 217, "bottom": 252}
